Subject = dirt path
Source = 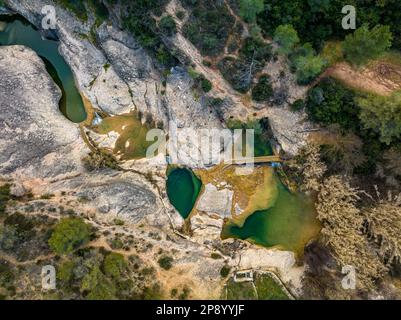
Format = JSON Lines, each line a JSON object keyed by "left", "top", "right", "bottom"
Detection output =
{"left": 318, "top": 61, "right": 401, "bottom": 96}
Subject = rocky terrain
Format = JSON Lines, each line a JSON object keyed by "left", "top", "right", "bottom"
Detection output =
{"left": 0, "top": 0, "right": 318, "bottom": 300}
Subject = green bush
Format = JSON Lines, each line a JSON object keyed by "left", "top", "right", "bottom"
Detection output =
{"left": 252, "top": 74, "right": 273, "bottom": 102}
{"left": 218, "top": 37, "right": 272, "bottom": 93}
{"left": 220, "top": 265, "right": 230, "bottom": 278}
{"left": 119, "top": 0, "right": 176, "bottom": 67}
{"left": 176, "top": 11, "right": 185, "bottom": 20}
{"left": 294, "top": 53, "right": 326, "bottom": 84}
{"left": 239, "top": 0, "right": 264, "bottom": 23}
{"left": 57, "top": 260, "right": 75, "bottom": 284}
{"left": 201, "top": 78, "right": 212, "bottom": 92}
{"left": 256, "top": 0, "right": 401, "bottom": 50}
{"left": 305, "top": 78, "right": 360, "bottom": 130}
{"left": 55, "top": 0, "right": 88, "bottom": 21}
{"left": 290, "top": 99, "right": 305, "bottom": 111}
{"left": 356, "top": 91, "right": 401, "bottom": 145}
{"left": 103, "top": 252, "right": 127, "bottom": 278}
{"left": 0, "top": 184, "right": 10, "bottom": 216}
{"left": 159, "top": 15, "right": 177, "bottom": 36}
{"left": 81, "top": 266, "right": 116, "bottom": 300}
{"left": 274, "top": 24, "right": 300, "bottom": 55}
{"left": 343, "top": 24, "right": 393, "bottom": 66}
{"left": 48, "top": 217, "right": 91, "bottom": 255}
{"left": 158, "top": 256, "right": 173, "bottom": 270}
{"left": 183, "top": 0, "right": 235, "bottom": 56}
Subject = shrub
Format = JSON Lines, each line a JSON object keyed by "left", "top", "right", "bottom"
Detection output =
{"left": 356, "top": 91, "right": 401, "bottom": 145}
{"left": 274, "top": 24, "right": 300, "bottom": 55}
{"left": 220, "top": 265, "right": 230, "bottom": 278}
{"left": 82, "top": 151, "right": 119, "bottom": 171}
{"left": 252, "top": 74, "right": 273, "bottom": 102}
{"left": 0, "top": 184, "right": 10, "bottom": 216}
{"left": 290, "top": 99, "right": 305, "bottom": 111}
{"left": 239, "top": 0, "right": 264, "bottom": 23}
{"left": 176, "top": 11, "right": 185, "bottom": 20}
{"left": 57, "top": 260, "right": 75, "bottom": 284}
{"left": 81, "top": 266, "right": 116, "bottom": 300}
{"left": 158, "top": 256, "right": 173, "bottom": 270}
{"left": 201, "top": 78, "right": 212, "bottom": 92}
{"left": 48, "top": 218, "right": 91, "bottom": 255}
{"left": 305, "top": 78, "right": 360, "bottom": 130}
{"left": 55, "top": 0, "right": 88, "bottom": 21}
{"left": 218, "top": 37, "right": 272, "bottom": 93}
{"left": 183, "top": 0, "right": 235, "bottom": 56}
{"left": 159, "top": 15, "right": 177, "bottom": 36}
{"left": 103, "top": 253, "right": 127, "bottom": 278}
{"left": 343, "top": 24, "right": 393, "bottom": 66}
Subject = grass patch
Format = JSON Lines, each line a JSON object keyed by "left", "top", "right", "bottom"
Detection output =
{"left": 255, "top": 274, "right": 290, "bottom": 300}
{"left": 225, "top": 278, "right": 257, "bottom": 300}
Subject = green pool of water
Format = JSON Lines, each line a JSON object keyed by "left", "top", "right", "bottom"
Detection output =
{"left": 0, "top": 15, "right": 87, "bottom": 123}
{"left": 166, "top": 168, "right": 202, "bottom": 219}
{"left": 222, "top": 176, "right": 320, "bottom": 254}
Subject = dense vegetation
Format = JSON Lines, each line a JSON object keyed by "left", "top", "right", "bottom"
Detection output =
{"left": 257, "top": 0, "right": 401, "bottom": 50}
{"left": 304, "top": 78, "right": 401, "bottom": 175}
{"left": 218, "top": 37, "right": 272, "bottom": 93}
{"left": 274, "top": 25, "right": 326, "bottom": 84}
{"left": 343, "top": 24, "right": 393, "bottom": 65}
{"left": 0, "top": 200, "right": 165, "bottom": 300}
{"left": 48, "top": 217, "right": 91, "bottom": 255}
{"left": 183, "top": 0, "right": 235, "bottom": 56}
{"left": 251, "top": 74, "right": 273, "bottom": 102}
{"left": 0, "top": 185, "right": 10, "bottom": 216}
{"left": 296, "top": 145, "right": 401, "bottom": 298}
{"left": 118, "top": 0, "right": 177, "bottom": 66}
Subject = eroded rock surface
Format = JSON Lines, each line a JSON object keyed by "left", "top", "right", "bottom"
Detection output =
{"left": 196, "top": 183, "right": 233, "bottom": 218}
{"left": 0, "top": 45, "right": 85, "bottom": 181}
{"left": 0, "top": 45, "right": 161, "bottom": 225}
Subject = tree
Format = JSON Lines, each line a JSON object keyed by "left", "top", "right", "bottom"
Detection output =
{"left": 343, "top": 24, "right": 393, "bottom": 66}
{"left": 0, "top": 184, "right": 10, "bottom": 216}
{"left": 294, "top": 53, "right": 325, "bottom": 84}
{"left": 159, "top": 15, "right": 176, "bottom": 36}
{"left": 81, "top": 266, "right": 116, "bottom": 300}
{"left": 48, "top": 218, "right": 91, "bottom": 255}
{"left": 376, "top": 146, "right": 401, "bottom": 187}
{"left": 103, "top": 252, "right": 127, "bottom": 278}
{"left": 273, "top": 24, "right": 300, "bottom": 55}
{"left": 365, "top": 201, "right": 401, "bottom": 265}
{"left": 292, "top": 143, "right": 327, "bottom": 192}
{"left": 305, "top": 78, "right": 360, "bottom": 130}
{"left": 356, "top": 91, "right": 401, "bottom": 145}
{"left": 251, "top": 74, "right": 273, "bottom": 102}
{"left": 316, "top": 176, "right": 387, "bottom": 289}
{"left": 310, "top": 125, "right": 366, "bottom": 174}
{"left": 239, "top": 0, "right": 264, "bottom": 23}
